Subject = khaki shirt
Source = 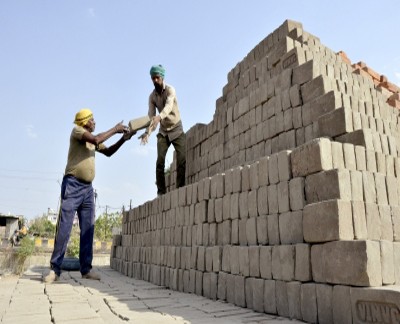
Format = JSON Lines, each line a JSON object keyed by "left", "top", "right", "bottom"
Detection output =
{"left": 148, "top": 83, "right": 183, "bottom": 141}
{"left": 64, "top": 126, "right": 105, "bottom": 183}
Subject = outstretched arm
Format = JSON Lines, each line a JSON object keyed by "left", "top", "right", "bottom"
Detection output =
{"left": 82, "top": 121, "right": 128, "bottom": 147}
{"left": 97, "top": 130, "right": 136, "bottom": 157}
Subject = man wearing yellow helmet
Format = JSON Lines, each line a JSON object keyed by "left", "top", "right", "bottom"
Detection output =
{"left": 44, "top": 109, "right": 133, "bottom": 283}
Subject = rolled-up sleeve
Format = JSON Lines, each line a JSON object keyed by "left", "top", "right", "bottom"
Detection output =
{"left": 148, "top": 94, "right": 156, "bottom": 118}
{"left": 159, "top": 86, "right": 176, "bottom": 120}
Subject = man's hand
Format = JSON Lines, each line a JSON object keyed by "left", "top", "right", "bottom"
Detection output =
{"left": 138, "top": 132, "right": 149, "bottom": 145}
{"left": 123, "top": 130, "right": 136, "bottom": 141}
{"left": 114, "top": 121, "right": 130, "bottom": 134}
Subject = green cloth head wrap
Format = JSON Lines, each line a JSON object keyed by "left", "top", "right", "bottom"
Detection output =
{"left": 150, "top": 64, "right": 165, "bottom": 78}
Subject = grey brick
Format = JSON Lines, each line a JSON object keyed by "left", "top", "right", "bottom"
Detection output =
{"left": 260, "top": 246, "right": 272, "bottom": 279}
{"left": 279, "top": 211, "right": 303, "bottom": 244}
{"left": 291, "top": 138, "right": 333, "bottom": 177}
{"left": 268, "top": 213, "right": 280, "bottom": 245}
{"left": 303, "top": 199, "right": 353, "bottom": 242}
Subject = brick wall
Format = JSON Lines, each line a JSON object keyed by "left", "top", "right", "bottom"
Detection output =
{"left": 111, "top": 20, "right": 400, "bottom": 323}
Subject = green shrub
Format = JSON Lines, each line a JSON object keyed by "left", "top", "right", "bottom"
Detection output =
{"left": 14, "top": 236, "right": 35, "bottom": 274}
{"left": 66, "top": 235, "right": 80, "bottom": 258}
{"left": 16, "top": 236, "right": 35, "bottom": 258}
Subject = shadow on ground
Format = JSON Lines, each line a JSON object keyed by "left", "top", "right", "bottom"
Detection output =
{"left": 18, "top": 265, "right": 299, "bottom": 323}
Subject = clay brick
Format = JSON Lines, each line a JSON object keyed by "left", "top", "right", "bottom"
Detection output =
{"left": 332, "top": 286, "right": 352, "bottom": 324}
{"left": 303, "top": 199, "right": 353, "bottom": 242}
{"left": 249, "top": 246, "right": 260, "bottom": 278}
{"left": 252, "top": 278, "right": 265, "bottom": 313}
{"left": 264, "top": 280, "right": 277, "bottom": 314}
{"left": 217, "top": 272, "right": 227, "bottom": 300}
{"left": 379, "top": 205, "right": 393, "bottom": 242}
{"left": 239, "top": 191, "right": 249, "bottom": 219}
{"left": 231, "top": 219, "right": 239, "bottom": 245}
{"left": 336, "top": 129, "right": 374, "bottom": 151}
{"left": 301, "top": 283, "right": 317, "bottom": 323}
{"left": 249, "top": 161, "right": 259, "bottom": 190}
{"left": 241, "top": 165, "right": 251, "bottom": 191}
{"left": 311, "top": 90, "right": 342, "bottom": 122}
{"left": 239, "top": 246, "right": 250, "bottom": 277}
{"left": 268, "top": 214, "right": 280, "bottom": 245}
{"left": 278, "top": 181, "right": 290, "bottom": 213}
{"left": 296, "top": 243, "right": 311, "bottom": 282}
{"left": 289, "top": 177, "right": 305, "bottom": 211}
{"left": 301, "top": 75, "right": 332, "bottom": 104}
{"left": 331, "top": 141, "right": 345, "bottom": 169}
{"left": 287, "top": 281, "right": 302, "bottom": 320}
{"left": 322, "top": 240, "right": 382, "bottom": 286}
{"left": 260, "top": 246, "right": 272, "bottom": 279}
{"left": 279, "top": 211, "right": 303, "bottom": 244}
{"left": 229, "top": 246, "right": 239, "bottom": 275}
{"left": 248, "top": 189, "right": 258, "bottom": 217}
{"left": 352, "top": 201, "right": 368, "bottom": 240}
{"left": 380, "top": 240, "right": 395, "bottom": 285}
{"left": 292, "top": 60, "right": 322, "bottom": 86}
{"left": 291, "top": 138, "right": 333, "bottom": 177}
{"left": 258, "top": 156, "right": 270, "bottom": 186}
{"left": 246, "top": 217, "right": 257, "bottom": 245}
{"left": 222, "top": 194, "right": 231, "bottom": 221}
{"left": 268, "top": 153, "right": 279, "bottom": 184}
{"left": 276, "top": 281, "right": 289, "bottom": 317}
{"left": 318, "top": 107, "right": 353, "bottom": 138}
{"left": 305, "top": 169, "right": 351, "bottom": 204}
{"left": 316, "top": 284, "right": 333, "bottom": 324}
{"left": 337, "top": 50, "right": 351, "bottom": 64}
{"left": 257, "top": 186, "right": 269, "bottom": 215}
{"left": 257, "top": 215, "right": 268, "bottom": 245}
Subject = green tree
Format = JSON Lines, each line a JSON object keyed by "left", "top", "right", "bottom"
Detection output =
{"left": 28, "top": 216, "right": 56, "bottom": 238}
{"left": 94, "top": 211, "right": 122, "bottom": 241}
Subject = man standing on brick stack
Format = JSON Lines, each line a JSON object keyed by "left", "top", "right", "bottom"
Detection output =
{"left": 139, "top": 65, "right": 186, "bottom": 196}
{"left": 44, "top": 108, "right": 134, "bottom": 283}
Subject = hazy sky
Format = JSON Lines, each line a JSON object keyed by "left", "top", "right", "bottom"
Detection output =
{"left": 1, "top": 1, "right": 399, "bottom": 220}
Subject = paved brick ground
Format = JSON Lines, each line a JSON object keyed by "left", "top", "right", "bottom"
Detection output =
{"left": 0, "top": 266, "right": 303, "bottom": 323}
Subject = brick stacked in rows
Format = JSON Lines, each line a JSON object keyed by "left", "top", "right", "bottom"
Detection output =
{"left": 111, "top": 20, "right": 400, "bottom": 323}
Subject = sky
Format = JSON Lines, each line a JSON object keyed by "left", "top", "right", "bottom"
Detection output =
{"left": 1, "top": 1, "right": 399, "bottom": 220}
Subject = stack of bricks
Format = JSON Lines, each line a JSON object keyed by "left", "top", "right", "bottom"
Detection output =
{"left": 351, "top": 61, "right": 400, "bottom": 109}
{"left": 111, "top": 20, "right": 400, "bottom": 323}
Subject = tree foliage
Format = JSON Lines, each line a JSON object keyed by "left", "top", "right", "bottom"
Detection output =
{"left": 28, "top": 216, "right": 56, "bottom": 238}
{"left": 94, "top": 212, "right": 122, "bottom": 241}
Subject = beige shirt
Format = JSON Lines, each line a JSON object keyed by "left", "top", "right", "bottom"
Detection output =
{"left": 64, "top": 126, "right": 105, "bottom": 183}
{"left": 148, "top": 83, "right": 183, "bottom": 140}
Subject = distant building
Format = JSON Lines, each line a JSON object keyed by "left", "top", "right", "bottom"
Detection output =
{"left": 46, "top": 208, "right": 78, "bottom": 226}
{"left": 47, "top": 208, "right": 58, "bottom": 225}
{"left": 0, "top": 213, "right": 20, "bottom": 242}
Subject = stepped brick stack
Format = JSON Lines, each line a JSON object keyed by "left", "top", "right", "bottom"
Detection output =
{"left": 111, "top": 20, "right": 400, "bottom": 323}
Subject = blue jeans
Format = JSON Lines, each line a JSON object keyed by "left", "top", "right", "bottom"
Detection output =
{"left": 50, "top": 175, "right": 95, "bottom": 276}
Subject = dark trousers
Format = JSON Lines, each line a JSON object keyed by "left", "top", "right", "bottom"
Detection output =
{"left": 50, "top": 175, "right": 95, "bottom": 276}
{"left": 156, "top": 132, "right": 186, "bottom": 195}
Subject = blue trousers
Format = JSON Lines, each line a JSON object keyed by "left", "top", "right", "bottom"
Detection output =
{"left": 50, "top": 175, "right": 95, "bottom": 276}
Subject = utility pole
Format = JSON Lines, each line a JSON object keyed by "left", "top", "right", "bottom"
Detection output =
{"left": 105, "top": 205, "right": 108, "bottom": 240}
